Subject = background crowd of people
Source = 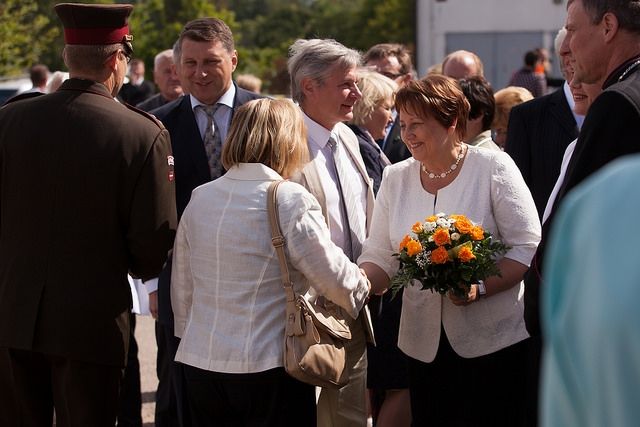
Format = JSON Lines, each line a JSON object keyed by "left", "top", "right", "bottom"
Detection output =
{"left": 1, "top": 0, "right": 640, "bottom": 426}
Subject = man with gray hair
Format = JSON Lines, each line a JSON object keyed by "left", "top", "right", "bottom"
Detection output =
{"left": 136, "top": 48, "right": 183, "bottom": 112}
{"left": 525, "top": 0, "right": 640, "bottom": 339}
{"left": 503, "top": 27, "right": 581, "bottom": 427}
{"left": 288, "top": 38, "right": 374, "bottom": 427}
{"left": 524, "top": 1, "right": 640, "bottom": 424}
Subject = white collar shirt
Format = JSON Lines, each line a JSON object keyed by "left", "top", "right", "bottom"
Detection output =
{"left": 303, "top": 113, "right": 367, "bottom": 255}
{"left": 190, "top": 83, "right": 236, "bottom": 145}
{"left": 563, "top": 81, "right": 584, "bottom": 130}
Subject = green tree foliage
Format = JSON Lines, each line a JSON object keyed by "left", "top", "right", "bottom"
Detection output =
{"left": 2, "top": 0, "right": 415, "bottom": 93}
{"left": 235, "top": 0, "right": 416, "bottom": 94}
{"left": 0, "top": 0, "right": 59, "bottom": 76}
{"left": 127, "top": 0, "right": 237, "bottom": 72}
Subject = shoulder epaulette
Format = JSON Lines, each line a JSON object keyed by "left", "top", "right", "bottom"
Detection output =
{"left": 124, "top": 102, "right": 166, "bottom": 129}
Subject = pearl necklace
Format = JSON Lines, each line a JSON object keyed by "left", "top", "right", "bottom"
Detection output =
{"left": 421, "top": 146, "right": 465, "bottom": 179}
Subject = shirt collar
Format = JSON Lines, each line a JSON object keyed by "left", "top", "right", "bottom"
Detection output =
{"left": 563, "top": 81, "right": 584, "bottom": 130}
{"left": 189, "top": 83, "right": 236, "bottom": 111}
{"left": 302, "top": 111, "right": 335, "bottom": 150}
{"left": 224, "top": 163, "right": 283, "bottom": 181}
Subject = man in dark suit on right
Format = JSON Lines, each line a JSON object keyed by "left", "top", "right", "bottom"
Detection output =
{"left": 524, "top": 0, "right": 640, "bottom": 425}
{"left": 505, "top": 28, "right": 581, "bottom": 220}
{"left": 150, "top": 17, "right": 261, "bottom": 427}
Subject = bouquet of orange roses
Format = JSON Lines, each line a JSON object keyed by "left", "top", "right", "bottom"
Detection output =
{"left": 390, "top": 213, "right": 509, "bottom": 298}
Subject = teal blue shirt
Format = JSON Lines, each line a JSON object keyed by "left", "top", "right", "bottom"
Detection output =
{"left": 542, "top": 155, "right": 640, "bottom": 427}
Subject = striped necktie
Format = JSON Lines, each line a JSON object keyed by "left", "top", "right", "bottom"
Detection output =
{"left": 199, "top": 104, "right": 224, "bottom": 180}
{"left": 328, "top": 136, "right": 366, "bottom": 261}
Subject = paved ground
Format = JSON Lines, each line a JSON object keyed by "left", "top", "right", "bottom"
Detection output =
{"left": 135, "top": 315, "right": 158, "bottom": 427}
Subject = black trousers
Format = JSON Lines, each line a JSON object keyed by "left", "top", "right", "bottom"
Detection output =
{"left": 183, "top": 364, "right": 316, "bottom": 427}
{"left": 0, "top": 347, "right": 122, "bottom": 427}
{"left": 155, "top": 321, "right": 190, "bottom": 427}
{"left": 408, "top": 329, "right": 529, "bottom": 427}
{"left": 117, "top": 313, "right": 142, "bottom": 427}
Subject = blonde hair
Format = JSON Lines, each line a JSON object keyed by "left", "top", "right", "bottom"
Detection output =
{"left": 222, "top": 98, "right": 309, "bottom": 177}
{"left": 395, "top": 74, "right": 470, "bottom": 141}
{"left": 351, "top": 69, "right": 397, "bottom": 126}
{"left": 492, "top": 86, "right": 534, "bottom": 129}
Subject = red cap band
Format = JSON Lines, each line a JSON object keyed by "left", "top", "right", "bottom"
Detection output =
{"left": 64, "top": 26, "right": 129, "bottom": 45}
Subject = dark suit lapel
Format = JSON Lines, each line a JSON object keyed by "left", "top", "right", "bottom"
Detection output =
{"left": 548, "top": 88, "right": 579, "bottom": 139}
{"left": 177, "top": 96, "right": 211, "bottom": 182}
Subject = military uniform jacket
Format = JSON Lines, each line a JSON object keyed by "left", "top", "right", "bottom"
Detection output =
{"left": 0, "top": 78, "right": 177, "bottom": 367}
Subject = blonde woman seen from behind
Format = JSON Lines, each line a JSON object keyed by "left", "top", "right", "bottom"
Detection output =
{"left": 170, "top": 98, "right": 370, "bottom": 426}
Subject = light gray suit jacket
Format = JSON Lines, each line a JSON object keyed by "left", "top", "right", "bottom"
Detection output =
{"left": 292, "top": 122, "right": 375, "bottom": 344}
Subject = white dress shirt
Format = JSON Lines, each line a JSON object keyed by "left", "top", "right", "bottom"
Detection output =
{"left": 303, "top": 113, "right": 367, "bottom": 255}
{"left": 190, "top": 83, "right": 236, "bottom": 145}
{"left": 358, "top": 146, "right": 541, "bottom": 362}
{"left": 563, "top": 81, "right": 584, "bottom": 130}
{"left": 171, "top": 163, "right": 369, "bottom": 374}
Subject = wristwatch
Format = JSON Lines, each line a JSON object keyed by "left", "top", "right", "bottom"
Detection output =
{"left": 477, "top": 280, "right": 486, "bottom": 298}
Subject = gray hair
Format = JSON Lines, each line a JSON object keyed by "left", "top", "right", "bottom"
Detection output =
{"left": 172, "top": 40, "right": 180, "bottom": 66}
{"left": 63, "top": 43, "right": 121, "bottom": 75}
{"left": 287, "top": 39, "right": 361, "bottom": 103}
{"left": 570, "top": 0, "right": 640, "bottom": 34}
{"left": 554, "top": 28, "right": 568, "bottom": 76}
{"left": 154, "top": 49, "right": 174, "bottom": 70}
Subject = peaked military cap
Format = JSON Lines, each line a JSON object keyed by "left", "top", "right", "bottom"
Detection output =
{"left": 54, "top": 3, "right": 134, "bottom": 53}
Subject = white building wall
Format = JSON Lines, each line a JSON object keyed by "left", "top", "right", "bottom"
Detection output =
{"left": 416, "top": 0, "right": 568, "bottom": 88}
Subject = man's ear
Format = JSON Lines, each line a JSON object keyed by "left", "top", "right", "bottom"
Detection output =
{"left": 301, "top": 77, "right": 316, "bottom": 98}
{"left": 105, "top": 50, "right": 119, "bottom": 72}
{"left": 230, "top": 49, "right": 238, "bottom": 72}
{"left": 602, "top": 12, "right": 619, "bottom": 43}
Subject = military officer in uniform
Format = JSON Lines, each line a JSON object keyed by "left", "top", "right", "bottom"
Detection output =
{"left": 0, "top": 3, "right": 177, "bottom": 426}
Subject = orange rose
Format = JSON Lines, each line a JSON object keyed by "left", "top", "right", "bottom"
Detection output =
{"left": 458, "top": 246, "right": 476, "bottom": 262}
{"left": 412, "top": 221, "right": 424, "bottom": 233}
{"left": 471, "top": 226, "right": 485, "bottom": 241}
{"left": 454, "top": 217, "right": 473, "bottom": 234}
{"left": 399, "top": 234, "right": 411, "bottom": 251}
{"left": 450, "top": 214, "right": 468, "bottom": 222}
{"left": 433, "top": 228, "right": 451, "bottom": 246}
{"left": 425, "top": 215, "right": 437, "bottom": 223}
{"left": 431, "top": 246, "right": 449, "bottom": 264}
{"left": 406, "top": 239, "right": 422, "bottom": 256}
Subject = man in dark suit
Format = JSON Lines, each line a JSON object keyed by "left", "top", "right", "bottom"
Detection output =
{"left": 505, "top": 30, "right": 580, "bottom": 427}
{"left": 364, "top": 43, "right": 414, "bottom": 164}
{"left": 119, "top": 58, "right": 156, "bottom": 105}
{"left": 150, "top": 17, "right": 261, "bottom": 427}
{"left": 0, "top": 4, "right": 177, "bottom": 426}
{"left": 136, "top": 48, "right": 183, "bottom": 112}
{"left": 523, "top": 1, "right": 640, "bottom": 425}
{"left": 505, "top": 28, "right": 581, "bottom": 220}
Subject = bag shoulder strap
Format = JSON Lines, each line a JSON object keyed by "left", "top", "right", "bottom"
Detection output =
{"left": 267, "top": 181, "right": 296, "bottom": 302}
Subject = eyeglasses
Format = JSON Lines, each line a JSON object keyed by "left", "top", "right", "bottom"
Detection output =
{"left": 122, "top": 50, "right": 132, "bottom": 64}
{"left": 380, "top": 71, "right": 405, "bottom": 80}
